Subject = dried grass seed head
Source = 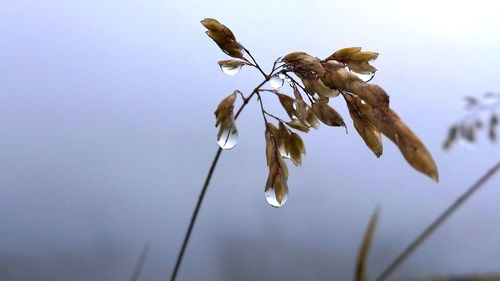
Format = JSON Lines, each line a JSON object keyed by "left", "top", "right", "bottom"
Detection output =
{"left": 201, "top": 18, "right": 243, "bottom": 58}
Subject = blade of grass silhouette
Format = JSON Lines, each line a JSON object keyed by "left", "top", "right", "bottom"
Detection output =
{"left": 354, "top": 208, "right": 379, "bottom": 281}
{"left": 374, "top": 160, "right": 500, "bottom": 281}
{"left": 130, "top": 243, "right": 150, "bottom": 281}
{"left": 169, "top": 74, "right": 271, "bottom": 281}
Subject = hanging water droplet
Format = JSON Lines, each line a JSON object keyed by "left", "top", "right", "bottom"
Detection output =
{"left": 265, "top": 184, "right": 288, "bottom": 208}
{"left": 286, "top": 77, "right": 292, "bottom": 83}
{"left": 278, "top": 73, "right": 286, "bottom": 79}
{"left": 269, "top": 75, "right": 284, "bottom": 89}
{"left": 220, "top": 64, "right": 242, "bottom": 76}
{"left": 352, "top": 72, "right": 375, "bottom": 82}
{"left": 217, "top": 124, "right": 238, "bottom": 149}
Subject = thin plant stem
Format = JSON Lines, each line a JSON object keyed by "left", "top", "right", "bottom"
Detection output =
{"left": 256, "top": 93, "right": 269, "bottom": 124}
{"left": 168, "top": 147, "right": 223, "bottom": 281}
{"left": 130, "top": 243, "right": 150, "bottom": 281}
{"left": 243, "top": 47, "right": 267, "bottom": 78}
{"left": 169, "top": 53, "right": 272, "bottom": 281}
{"left": 374, "top": 160, "right": 500, "bottom": 281}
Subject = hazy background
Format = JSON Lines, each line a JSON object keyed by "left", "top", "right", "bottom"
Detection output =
{"left": 1, "top": 0, "right": 500, "bottom": 280}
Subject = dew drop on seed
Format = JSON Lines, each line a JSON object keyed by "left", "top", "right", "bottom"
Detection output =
{"left": 269, "top": 75, "right": 284, "bottom": 89}
{"left": 265, "top": 185, "right": 288, "bottom": 208}
{"left": 217, "top": 125, "right": 238, "bottom": 149}
{"left": 278, "top": 73, "right": 286, "bottom": 79}
{"left": 220, "top": 65, "right": 242, "bottom": 76}
{"left": 352, "top": 72, "right": 375, "bottom": 82}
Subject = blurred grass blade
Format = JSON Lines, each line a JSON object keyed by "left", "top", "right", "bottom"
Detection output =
{"left": 130, "top": 243, "right": 150, "bottom": 281}
{"left": 354, "top": 209, "right": 379, "bottom": 281}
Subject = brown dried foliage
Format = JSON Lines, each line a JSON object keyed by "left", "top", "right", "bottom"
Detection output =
{"left": 265, "top": 126, "right": 289, "bottom": 204}
{"left": 214, "top": 92, "right": 238, "bottom": 147}
{"left": 202, "top": 17, "right": 439, "bottom": 207}
{"left": 201, "top": 18, "right": 243, "bottom": 58}
{"left": 283, "top": 51, "right": 438, "bottom": 181}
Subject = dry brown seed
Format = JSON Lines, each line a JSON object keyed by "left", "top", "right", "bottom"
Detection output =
{"left": 295, "top": 99, "right": 308, "bottom": 122}
{"left": 214, "top": 92, "right": 237, "bottom": 127}
{"left": 306, "top": 108, "right": 320, "bottom": 129}
{"left": 278, "top": 94, "right": 296, "bottom": 119}
{"left": 277, "top": 155, "right": 289, "bottom": 180}
{"left": 344, "top": 94, "right": 383, "bottom": 157}
{"left": 200, "top": 18, "right": 223, "bottom": 32}
{"left": 312, "top": 101, "right": 346, "bottom": 128}
{"left": 279, "top": 122, "right": 292, "bottom": 156}
{"left": 267, "top": 123, "right": 280, "bottom": 138}
{"left": 217, "top": 59, "right": 248, "bottom": 69}
{"left": 267, "top": 123, "right": 289, "bottom": 159}
{"left": 323, "top": 60, "right": 345, "bottom": 71}
{"left": 377, "top": 107, "right": 439, "bottom": 181}
{"left": 348, "top": 61, "right": 377, "bottom": 74}
{"left": 201, "top": 18, "right": 243, "bottom": 58}
{"left": 309, "top": 78, "right": 339, "bottom": 98}
{"left": 322, "top": 65, "right": 352, "bottom": 90}
{"left": 287, "top": 120, "right": 310, "bottom": 133}
{"left": 283, "top": 52, "right": 324, "bottom": 76}
{"left": 289, "top": 133, "right": 305, "bottom": 166}
{"left": 265, "top": 161, "right": 279, "bottom": 188}
{"left": 328, "top": 47, "right": 362, "bottom": 61}
{"left": 349, "top": 51, "right": 379, "bottom": 62}
{"left": 273, "top": 173, "right": 287, "bottom": 204}
{"left": 216, "top": 113, "right": 238, "bottom": 147}
{"left": 265, "top": 128, "right": 273, "bottom": 166}
{"left": 282, "top": 52, "right": 309, "bottom": 63}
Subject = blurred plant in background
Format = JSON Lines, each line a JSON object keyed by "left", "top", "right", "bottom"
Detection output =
{"left": 443, "top": 92, "right": 499, "bottom": 149}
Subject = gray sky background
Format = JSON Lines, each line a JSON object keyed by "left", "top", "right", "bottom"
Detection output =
{"left": 1, "top": 0, "right": 500, "bottom": 280}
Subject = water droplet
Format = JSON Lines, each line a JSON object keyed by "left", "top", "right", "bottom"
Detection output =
{"left": 269, "top": 75, "right": 284, "bottom": 89}
{"left": 278, "top": 73, "right": 286, "bottom": 79}
{"left": 286, "top": 77, "right": 292, "bottom": 83}
{"left": 360, "top": 99, "right": 367, "bottom": 105}
{"left": 352, "top": 72, "right": 375, "bottom": 82}
{"left": 217, "top": 124, "right": 238, "bottom": 149}
{"left": 265, "top": 184, "right": 288, "bottom": 207}
{"left": 220, "top": 64, "right": 242, "bottom": 76}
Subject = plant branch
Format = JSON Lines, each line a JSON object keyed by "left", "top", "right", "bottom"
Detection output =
{"left": 263, "top": 109, "right": 288, "bottom": 125}
{"left": 374, "top": 160, "right": 500, "bottom": 281}
{"left": 169, "top": 62, "right": 272, "bottom": 281}
{"left": 256, "top": 93, "right": 269, "bottom": 124}
{"left": 243, "top": 46, "right": 267, "bottom": 78}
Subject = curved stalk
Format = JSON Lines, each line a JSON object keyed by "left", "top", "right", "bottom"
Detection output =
{"left": 374, "top": 160, "right": 500, "bottom": 281}
{"left": 169, "top": 52, "right": 273, "bottom": 281}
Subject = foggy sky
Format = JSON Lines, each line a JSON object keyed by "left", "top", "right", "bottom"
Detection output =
{"left": 1, "top": 0, "right": 500, "bottom": 280}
